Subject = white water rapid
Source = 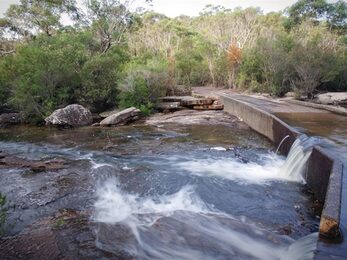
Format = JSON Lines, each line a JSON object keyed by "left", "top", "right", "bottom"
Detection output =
{"left": 92, "top": 134, "right": 320, "bottom": 259}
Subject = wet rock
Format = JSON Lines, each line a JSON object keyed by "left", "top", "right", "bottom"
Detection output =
{"left": 0, "top": 152, "right": 68, "bottom": 172}
{"left": 0, "top": 113, "right": 21, "bottom": 127}
{"left": 0, "top": 220, "right": 61, "bottom": 260}
{"left": 100, "top": 107, "right": 141, "bottom": 126}
{"left": 0, "top": 210, "right": 113, "bottom": 259}
{"left": 146, "top": 109, "right": 247, "bottom": 127}
{"left": 316, "top": 92, "right": 347, "bottom": 107}
{"left": 45, "top": 104, "right": 93, "bottom": 127}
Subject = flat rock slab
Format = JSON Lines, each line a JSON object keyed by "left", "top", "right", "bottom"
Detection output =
{"left": 192, "top": 93, "right": 220, "bottom": 101}
{"left": 146, "top": 109, "right": 248, "bottom": 128}
{"left": 160, "top": 96, "right": 193, "bottom": 102}
{"left": 100, "top": 107, "right": 141, "bottom": 126}
{"left": 99, "top": 108, "right": 122, "bottom": 118}
{"left": 180, "top": 97, "right": 213, "bottom": 106}
{"left": 0, "top": 151, "right": 69, "bottom": 172}
{"left": 155, "top": 102, "right": 183, "bottom": 112}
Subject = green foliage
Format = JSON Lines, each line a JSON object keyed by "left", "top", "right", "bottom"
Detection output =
{"left": 0, "top": 193, "right": 7, "bottom": 236}
{"left": 119, "top": 58, "right": 168, "bottom": 114}
{"left": 8, "top": 33, "right": 87, "bottom": 120}
{"left": 0, "top": 0, "right": 346, "bottom": 119}
{"left": 285, "top": 0, "right": 347, "bottom": 33}
{"left": 79, "top": 48, "right": 128, "bottom": 112}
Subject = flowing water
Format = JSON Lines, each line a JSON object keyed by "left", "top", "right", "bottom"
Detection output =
{"left": 0, "top": 123, "right": 319, "bottom": 259}
{"left": 276, "top": 112, "right": 347, "bottom": 257}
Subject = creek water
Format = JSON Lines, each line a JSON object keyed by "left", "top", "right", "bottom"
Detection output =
{"left": 0, "top": 123, "right": 319, "bottom": 259}
{"left": 276, "top": 112, "right": 347, "bottom": 257}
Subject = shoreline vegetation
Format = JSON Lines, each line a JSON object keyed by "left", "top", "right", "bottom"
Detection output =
{"left": 0, "top": 0, "right": 346, "bottom": 125}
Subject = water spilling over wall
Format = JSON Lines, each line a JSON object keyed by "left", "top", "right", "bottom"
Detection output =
{"left": 279, "top": 135, "right": 320, "bottom": 183}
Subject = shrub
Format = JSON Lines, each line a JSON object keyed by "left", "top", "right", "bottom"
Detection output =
{"left": 79, "top": 48, "right": 127, "bottom": 112}
{"left": 119, "top": 58, "right": 168, "bottom": 114}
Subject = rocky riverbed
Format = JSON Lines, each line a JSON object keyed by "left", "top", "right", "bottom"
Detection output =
{"left": 0, "top": 110, "right": 319, "bottom": 259}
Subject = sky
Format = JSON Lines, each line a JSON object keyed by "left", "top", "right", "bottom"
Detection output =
{"left": 0, "top": 0, "right": 298, "bottom": 18}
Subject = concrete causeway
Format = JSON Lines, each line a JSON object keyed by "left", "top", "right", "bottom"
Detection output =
{"left": 193, "top": 87, "right": 347, "bottom": 259}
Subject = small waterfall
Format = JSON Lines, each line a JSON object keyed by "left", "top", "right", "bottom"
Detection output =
{"left": 276, "top": 135, "right": 290, "bottom": 155}
{"left": 280, "top": 135, "right": 319, "bottom": 183}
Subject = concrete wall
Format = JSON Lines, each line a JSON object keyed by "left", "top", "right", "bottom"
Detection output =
{"left": 220, "top": 94, "right": 343, "bottom": 239}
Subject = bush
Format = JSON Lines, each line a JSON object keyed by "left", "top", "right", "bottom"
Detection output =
{"left": 119, "top": 58, "right": 168, "bottom": 114}
{"left": 79, "top": 48, "right": 128, "bottom": 112}
{"left": 8, "top": 33, "right": 89, "bottom": 120}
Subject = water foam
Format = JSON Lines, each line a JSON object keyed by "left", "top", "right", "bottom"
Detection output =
{"left": 177, "top": 135, "right": 318, "bottom": 185}
{"left": 93, "top": 180, "right": 318, "bottom": 259}
{"left": 177, "top": 154, "right": 287, "bottom": 185}
{"left": 93, "top": 180, "right": 209, "bottom": 224}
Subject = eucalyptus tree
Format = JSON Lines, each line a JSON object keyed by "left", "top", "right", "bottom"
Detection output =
{"left": 75, "top": 0, "right": 152, "bottom": 53}
{"left": 193, "top": 7, "right": 261, "bottom": 88}
{"left": 285, "top": 0, "right": 347, "bottom": 33}
{"left": 2, "top": 0, "right": 77, "bottom": 37}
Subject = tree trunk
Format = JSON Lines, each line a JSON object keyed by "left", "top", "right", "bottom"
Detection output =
{"left": 208, "top": 59, "right": 216, "bottom": 87}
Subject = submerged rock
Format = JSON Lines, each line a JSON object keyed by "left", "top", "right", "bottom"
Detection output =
{"left": 100, "top": 107, "right": 141, "bottom": 126}
{"left": 0, "top": 151, "right": 69, "bottom": 172}
{"left": 45, "top": 104, "right": 93, "bottom": 127}
{"left": 0, "top": 113, "right": 21, "bottom": 127}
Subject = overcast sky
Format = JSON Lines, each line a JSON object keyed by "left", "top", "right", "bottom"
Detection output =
{"left": 0, "top": 0, "right": 300, "bottom": 18}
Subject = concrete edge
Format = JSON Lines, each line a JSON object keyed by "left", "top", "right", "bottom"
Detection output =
{"left": 286, "top": 99, "right": 347, "bottom": 116}
{"left": 219, "top": 93, "right": 343, "bottom": 240}
{"left": 317, "top": 147, "right": 343, "bottom": 238}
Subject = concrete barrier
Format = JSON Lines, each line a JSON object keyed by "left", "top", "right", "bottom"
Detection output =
{"left": 220, "top": 94, "right": 343, "bottom": 240}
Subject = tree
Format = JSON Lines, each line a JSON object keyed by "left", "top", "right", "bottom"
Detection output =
{"left": 76, "top": 0, "right": 152, "bottom": 53}
{"left": 193, "top": 7, "right": 261, "bottom": 88}
{"left": 3, "top": 0, "right": 77, "bottom": 37}
{"left": 285, "top": 0, "right": 347, "bottom": 33}
{"left": 289, "top": 22, "right": 344, "bottom": 98}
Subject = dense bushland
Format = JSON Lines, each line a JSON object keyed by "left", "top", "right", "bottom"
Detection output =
{"left": 0, "top": 0, "right": 346, "bottom": 121}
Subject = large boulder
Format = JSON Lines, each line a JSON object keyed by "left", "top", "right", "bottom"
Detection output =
{"left": 45, "top": 104, "right": 93, "bottom": 127}
{"left": 0, "top": 113, "right": 21, "bottom": 127}
{"left": 100, "top": 107, "right": 141, "bottom": 126}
